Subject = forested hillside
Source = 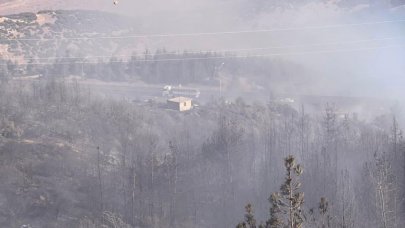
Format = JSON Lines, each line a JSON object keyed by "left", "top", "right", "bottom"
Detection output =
{"left": 1, "top": 1, "right": 405, "bottom": 228}
{"left": 0, "top": 78, "right": 404, "bottom": 227}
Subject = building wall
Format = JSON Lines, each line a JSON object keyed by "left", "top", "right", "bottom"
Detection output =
{"left": 167, "top": 100, "right": 192, "bottom": 111}
{"left": 167, "top": 101, "right": 179, "bottom": 111}
{"left": 179, "top": 100, "right": 192, "bottom": 111}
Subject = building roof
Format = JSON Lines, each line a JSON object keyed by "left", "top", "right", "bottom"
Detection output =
{"left": 167, "top": 97, "right": 192, "bottom": 103}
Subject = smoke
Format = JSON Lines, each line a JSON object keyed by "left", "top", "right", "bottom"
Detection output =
{"left": 43, "top": 0, "right": 405, "bottom": 106}
{"left": 2, "top": 0, "right": 404, "bottom": 109}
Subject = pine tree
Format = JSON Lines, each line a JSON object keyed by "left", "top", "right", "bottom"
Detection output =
{"left": 307, "top": 197, "right": 331, "bottom": 228}
{"left": 237, "top": 204, "right": 258, "bottom": 228}
{"left": 268, "top": 155, "right": 304, "bottom": 228}
{"left": 237, "top": 155, "right": 305, "bottom": 228}
{"left": 267, "top": 192, "right": 285, "bottom": 228}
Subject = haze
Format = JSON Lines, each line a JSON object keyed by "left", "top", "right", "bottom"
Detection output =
{"left": 0, "top": 1, "right": 405, "bottom": 228}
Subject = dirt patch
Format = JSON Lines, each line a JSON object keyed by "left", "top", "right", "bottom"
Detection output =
{"left": 36, "top": 12, "right": 56, "bottom": 26}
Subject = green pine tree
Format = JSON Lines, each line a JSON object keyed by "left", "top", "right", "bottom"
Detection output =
{"left": 237, "top": 155, "right": 305, "bottom": 228}
{"left": 267, "top": 155, "right": 304, "bottom": 228}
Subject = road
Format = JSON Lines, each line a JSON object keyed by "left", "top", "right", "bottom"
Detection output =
{"left": 73, "top": 78, "right": 221, "bottom": 103}
{"left": 12, "top": 76, "right": 397, "bottom": 121}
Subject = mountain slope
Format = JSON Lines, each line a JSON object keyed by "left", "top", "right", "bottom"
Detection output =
{"left": 0, "top": 10, "right": 142, "bottom": 62}
{"left": 0, "top": 0, "right": 103, "bottom": 15}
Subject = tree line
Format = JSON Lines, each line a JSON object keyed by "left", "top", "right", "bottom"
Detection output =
{"left": 1, "top": 50, "right": 305, "bottom": 87}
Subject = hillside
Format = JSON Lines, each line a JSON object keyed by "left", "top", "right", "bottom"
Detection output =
{"left": 0, "top": 0, "right": 103, "bottom": 15}
{"left": 0, "top": 10, "right": 317, "bottom": 96}
{"left": 0, "top": 69, "right": 403, "bottom": 228}
{"left": 0, "top": 78, "right": 289, "bottom": 227}
{"left": 0, "top": 10, "right": 142, "bottom": 63}
{"left": 1, "top": 1, "right": 405, "bottom": 228}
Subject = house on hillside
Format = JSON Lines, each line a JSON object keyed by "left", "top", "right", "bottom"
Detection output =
{"left": 167, "top": 97, "right": 192, "bottom": 111}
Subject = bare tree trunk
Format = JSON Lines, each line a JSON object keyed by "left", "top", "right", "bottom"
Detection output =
{"left": 97, "top": 146, "right": 103, "bottom": 213}
{"left": 300, "top": 104, "right": 305, "bottom": 158}
{"left": 289, "top": 168, "right": 294, "bottom": 228}
{"left": 131, "top": 165, "right": 136, "bottom": 225}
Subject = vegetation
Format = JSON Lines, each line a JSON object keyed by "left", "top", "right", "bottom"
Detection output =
{"left": 0, "top": 10, "right": 138, "bottom": 64}
{"left": 0, "top": 10, "right": 310, "bottom": 94}
{"left": 0, "top": 76, "right": 404, "bottom": 227}
{"left": 0, "top": 6, "right": 405, "bottom": 227}
{"left": 237, "top": 155, "right": 304, "bottom": 228}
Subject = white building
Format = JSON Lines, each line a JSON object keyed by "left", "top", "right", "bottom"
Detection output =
{"left": 167, "top": 97, "right": 193, "bottom": 111}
